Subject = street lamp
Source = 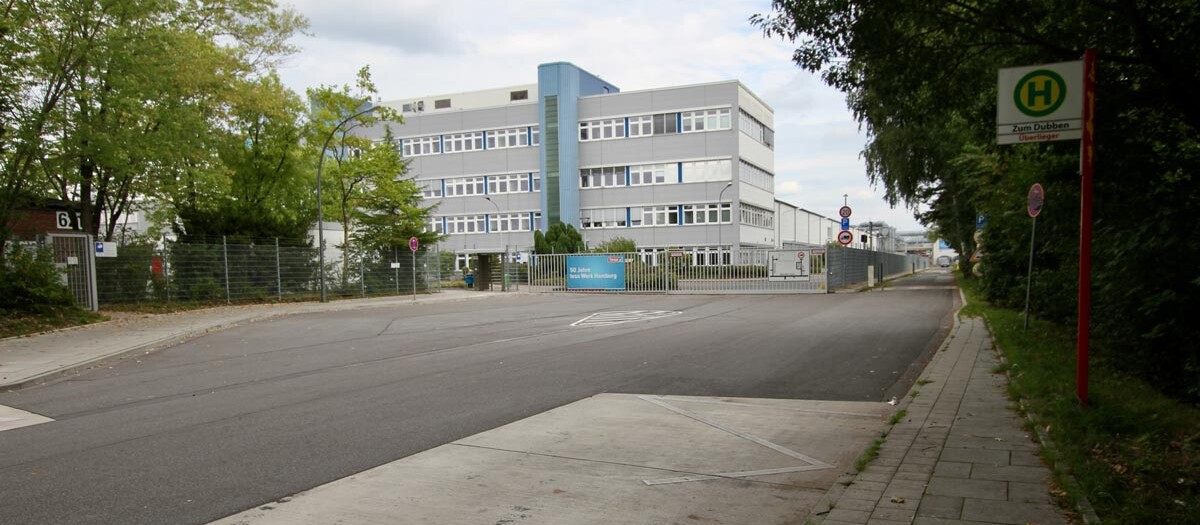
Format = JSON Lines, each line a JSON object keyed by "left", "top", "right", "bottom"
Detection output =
{"left": 316, "top": 105, "right": 378, "bottom": 302}
{"left": 717, "top": 181, "right": 734, "bottom": 264}
{"left": 484, "top": 196, "right": 506, "bottom": 291}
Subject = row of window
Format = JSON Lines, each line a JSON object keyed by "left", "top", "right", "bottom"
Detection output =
{"left": 740, "top": 204, "right": 775, "bottom": 229}
{"left": 580, "top": 203, "right": 733, "bottom": 229}
{"left": 579, "top": 108, "right": 732, "bottom": 142}
{"left": 401, "top": 126, "right": 540, "bottom": 157}
{"left": 739, "top": 160, "right": 774, "bottom": 190}
{"left": 428, "top": 213, "right": 544, "bottom": 235}
{"left": 739, "top": 110, "right": 774, "bottom": 149}
{"left": 580, "top": 159, "right": 733, "bottom": 189}
{"left": 417, "top": 173, "right": 541, "bottom": 199}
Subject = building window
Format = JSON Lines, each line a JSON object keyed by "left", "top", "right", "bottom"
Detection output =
{"left": 444, "top": 176, "right": 486, "bottom": 197}
{"left": 424, "top": 217, "right": 444, "bottom": 234}
{"left": 510, "top": 90, "right": 528, "bottom": 101}
{"left": 487, "top": 127, "right": 529, "bottom": 149}
{"left": 653, "top": 113, "right": 678, "bottom": 134}
{"left": 418, "top": 179, "right": 442, "bottom": 199}
{"left": 681, "top": 159, "right": 732, "bottom": 183}
{"left": 580, "top": 166, "right": 626, "bottom": 188}
{"left": 628, "top": 115, "right": 652, "bottom": 137}
{"left": 533, "top": 212, "right": 542, "bottom": 231}
{"left": 629, "top": 163, "right": 671, "bottom": 186}
{"left": 681, "top": 108, "right": 731, "bottom": 133}
{"left": 580, "top": 207, "right": 627, "bottom": 229}
{"left": 489, "top": 213, "right": 531, "bottom": 232}
{"left": 434, "top": 98, "right": 451, "bottom": 109}
{"left": 738, "top": 160, "right": 774, "bottom": 190}
{"left": 739, "top": 204, "right": 775, "bottom": 229}
{"left": 682, "top": 203, "right": 732, "bottom": 225}
{"left": 488, "top": 173, "right": 531, "bottom": 194}
{"left": 444, "top": 132, "right": 483, "bottom": 153}
{"left": 445, "top": 215, "right": 485, "bottom": 234}
{"left": 739, "top": 109, "right": 774, "bottom": 149}
{"left": 631, "top": 205, "right": 678, "bottom": 227}
{"left": 531, "top": 126, "right": 540, "bottom": 146}
{"left": 579, "top": 119, "right": 625, "bottom": 141}
{"left": 402, "top": 135, "right": 441, "bottom": 157}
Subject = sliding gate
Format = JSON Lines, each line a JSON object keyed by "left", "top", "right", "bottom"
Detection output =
{"left": 528, "top": 248, "right": 828, "bottom": 294}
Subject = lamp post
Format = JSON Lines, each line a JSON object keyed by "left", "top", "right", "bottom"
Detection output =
{"left": 484, "top": 196, "right": 505, "bottom": 291}
{"left": 717, "top": 181, "right": 734, "bottom": 264}
{"left": 316, "top": 105, "right": 378, "bottom": 302}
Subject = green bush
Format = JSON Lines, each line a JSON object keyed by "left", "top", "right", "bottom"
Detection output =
{"left": 0, "top": 244, "right": 77, "bottom": 314}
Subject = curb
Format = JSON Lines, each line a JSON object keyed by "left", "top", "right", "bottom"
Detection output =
{"left": 1, "top": 292, "right": 503, "bottom": 391}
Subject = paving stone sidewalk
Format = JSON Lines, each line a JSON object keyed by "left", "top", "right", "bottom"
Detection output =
{"left": 820, "top": 316, "right": 1073, "bottom": 525}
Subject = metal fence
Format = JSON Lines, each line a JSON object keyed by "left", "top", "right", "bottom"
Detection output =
{"left": 92, "top": 237, "right": 442, "bottom": 306}
{"left": 827, "top": 245, "right": 930, "bottom": 289}
{"left": 527, "top": 248, "right": 830, "bottom": 294}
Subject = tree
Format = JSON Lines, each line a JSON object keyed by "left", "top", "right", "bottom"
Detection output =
{"left": 593, "top": 237, "right": 636, "bottom": 253}
{"left": 351, "top": 129, "right": 440, "bottom": 253}
{"left": 753, "top": 0, "right": 1200, "bottom": 399}
{"left": 306, "top": 66, "right": 399, "bottom": 280}
{"left": 537, "top": 223, "right": 585, "bottom": 254}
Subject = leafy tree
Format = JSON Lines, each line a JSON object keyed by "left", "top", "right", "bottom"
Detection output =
{"left": 593, "top": 237, "right": 636, "bottom": 253}
{"left": 351, "top": 129, "right": 440, "bottom": 253}
{"left": 538, "top": 223, "right": 585, "bottom": 254}
{"left": 306, "top": 66, "right": 399, "bottom": 280}
{"left": 753, "top": 0, "right": 1200, "bottom": 399}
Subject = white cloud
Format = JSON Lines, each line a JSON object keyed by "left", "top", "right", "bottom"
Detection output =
{"left": 275, "top": 0, "right": 924, "bottom": 230}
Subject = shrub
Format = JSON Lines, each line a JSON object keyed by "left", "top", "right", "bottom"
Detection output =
{"left": 0, "top": 244, "right": 77, "bottom": 314}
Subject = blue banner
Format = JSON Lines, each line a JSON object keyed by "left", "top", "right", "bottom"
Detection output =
{"left": 566, "top": 255, "right": 626, "bottom": 290}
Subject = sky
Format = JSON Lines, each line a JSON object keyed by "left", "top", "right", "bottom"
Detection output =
{"left": 274, "top": 0, "right": 925, "bottom": 231}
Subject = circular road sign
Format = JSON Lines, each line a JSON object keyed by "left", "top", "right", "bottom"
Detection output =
{"left": 409, "top": 236, "right": 419, "bottom": 252}
{"left": 1014, "top": 69, "right": 1067, "bottom": 117}
{"left": 1027, "top": 183, "right": 1045, "bottom": 218}
{"left": 839, "top": 205, "right": 852, "bottom": 218}
{"left": 837, "top": 230, "right": 854, "bottom": 246}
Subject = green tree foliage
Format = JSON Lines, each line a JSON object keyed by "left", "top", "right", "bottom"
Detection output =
{"left": 306, "top": 66, "right": 401, "bottom": 277}
{"left": 536, "top": 223, "right": 585, "bottom": 254}
{"left": 592, "top": 237, "right": 636, "bottom": 253}
{"left": 754, "top": 1, "right": 1200, "bottom": 398}
{"left": 351, "top": 129, "right": 440, "bottom": 254}
{"left": 0, "top": 244, "right": 75, "bottom": 313}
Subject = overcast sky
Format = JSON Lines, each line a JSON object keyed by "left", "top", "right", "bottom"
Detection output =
{"left": 275, "top": 0, "right": 925, "bottom": 231}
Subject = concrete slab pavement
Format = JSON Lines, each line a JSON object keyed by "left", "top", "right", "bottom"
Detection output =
{"left": 0, "top": 289, "right": 500, "bottom": 390}
{"left": 210, "top": 394, "right": 893, "bottom": 524}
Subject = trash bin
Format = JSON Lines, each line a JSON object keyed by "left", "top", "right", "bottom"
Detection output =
{"left": 464, "top": 274, "right": 474, "bottom": 288}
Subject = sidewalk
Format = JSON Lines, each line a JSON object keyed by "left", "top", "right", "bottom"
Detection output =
{"left": 817, "top": 315, "right": 1074, "bottom": 525}
{"left": 0, "top": 289, "right": 501, "bottom": 390}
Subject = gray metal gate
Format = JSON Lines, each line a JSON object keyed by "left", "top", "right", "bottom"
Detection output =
{"left": 47, "top": 233, "right": 98, "bottom": 311}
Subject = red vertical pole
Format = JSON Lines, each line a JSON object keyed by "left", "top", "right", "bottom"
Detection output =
{"left": 1077, "top": 48, "right": 1096, "bottom": 405}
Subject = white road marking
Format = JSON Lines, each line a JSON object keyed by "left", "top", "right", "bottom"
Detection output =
{"left": 637, "top": 395, "right": 833, "bottom": 485}
{"left": 0, "top": 404, "right": 54, "bottom": 432}
{"left": 571, "top": 310, "right": 682, "bottom": 328}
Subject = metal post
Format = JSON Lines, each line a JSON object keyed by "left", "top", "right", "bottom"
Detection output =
{"left": 411, "top": 249, "right": 416, "bottom": 302}
{"left": 1077, "top": 48, "right": 1097, "bottom": 405}
{"left": 275, "top": 237, "right": 282, "bottom": 301}
{"left": 1023, "top": 215, "right": 1037, "bottom": 330}
{"left": 360, "top": 256, "right": 366, "bottom": 297}
{"left": 222, "top": 235, "right": 230, "bottom": 304}
{"left": 394, "top": 246, "right": 400, "bottom": 295}
{"left": 163, "top": 242, "right": 171, "bottom": 303}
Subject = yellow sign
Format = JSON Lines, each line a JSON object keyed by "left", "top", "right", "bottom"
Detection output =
{"left": 997, "top": 61, "right": 1083, "bottom": 144}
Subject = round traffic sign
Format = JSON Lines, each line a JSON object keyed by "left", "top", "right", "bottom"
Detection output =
{"left": 409, "top": 236, "right": 419, "bottom": 252}
{"left": 837, "top": 230, "right": 854, "bottom": 246}
{"left": 1027, "top": 183, "right": 1045, "bottom": 218}
{"left": 839, "top": 206, "right": 852, "bottom": 218}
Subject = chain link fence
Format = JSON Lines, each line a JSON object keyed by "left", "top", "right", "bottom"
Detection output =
{"left": 93, "top": 237, "right": 443, "bottom": 307}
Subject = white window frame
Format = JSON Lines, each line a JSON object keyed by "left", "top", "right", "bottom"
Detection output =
{"left": 424, "top": 217, "right": 444, "bottom": 234}
{"left": 579, "top": 207, "right": 627, "bottom": 229}
{"left": 487, "top": 127, "right": 529, "bottom": 150}
{"left": 580, "top": 166, "right": 626, "bottom": 189}
{"left": 418, "top": 179, "right": 442, "bottom": 199}
{"left": 487, "top": 173, "right": 531, "bottom": 195}
{"left": 444, "top": 176, "right": 486, "bottom": 197}
{"left": 628, "top": 115, "right": 653, "bottom": 137}
{"left": 488, "top": 212, "right": 531, "bottom": 233}
{"left": 681, "top": 108, "right": 731, "bottom": 133}
{"left": 632, "top": 205, "right": 678, "bottom": 227}
{"left": 739, "top": 204, "right": 775, "bottom": 229}
{"left": 445, "top": 215, "right": 486, "bottom": 235}
{"left": 579, "top": 119, "right": 625, "bottom": 141}
{"left": 443, "top": 132, "right": 483, "bottom": 153}
{"left": 681, "top": 203, "right": 732, "bottom": 225}
{"left": 681, "top": 159, "right": 732, "bottom": 183}
{"left": 738, "top": 160, "right": 774, "bottom": 190}
{"left": 402, "top": 135, "right": 441, "bottom": 157}
{"left": 629, "top": 163, "right": 672, "bottom": 186}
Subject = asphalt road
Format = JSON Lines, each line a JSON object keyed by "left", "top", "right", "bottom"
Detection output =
{"left": 0, "top": 270, "right": 955, "bottom": 524}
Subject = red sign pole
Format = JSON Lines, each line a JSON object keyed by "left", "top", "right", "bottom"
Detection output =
{"left": 1077, "top": 48, "right": 1096, "bottom": 405}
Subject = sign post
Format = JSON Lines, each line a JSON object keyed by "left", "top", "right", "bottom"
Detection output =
{"left": 998, "top": 49, "right": 1094, "bottom": 404}
{"left": 409, "top": 236, "right": 419, "bottom": 302}
{"left": 1023, "top": 183, "right": 1045, "bottom": 331}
